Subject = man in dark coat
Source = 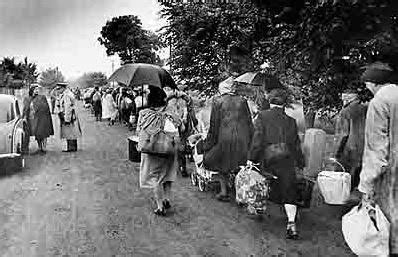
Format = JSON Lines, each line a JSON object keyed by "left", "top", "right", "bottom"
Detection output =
{"left": 197, "top": 86, "right": 253, "bottom": 201}
{"left": 335, "top": 90, "right": 368, "bottom": 189}
{"left": 248, "top": 88, "right": 305, "bottom": 240}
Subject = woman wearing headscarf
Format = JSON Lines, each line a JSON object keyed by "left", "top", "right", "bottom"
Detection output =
{"left": 58, "top": 82, "right": 82, "bottom": 152}
{"left": 137, "top": 86, "right": 181, "bottom": 216}
{"left": 196, "top": 82, "right": 254, "bottom": 202}
{"left": 247, "top": 88, "right": 305, "bottom": 240}
{"left": 102, "top": 89, "right": 118, "bottom": 125}
{"left": 24, "top": 85, "right": 54, "bottom": 153}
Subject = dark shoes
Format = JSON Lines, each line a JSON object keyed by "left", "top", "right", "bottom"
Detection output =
{"left": 163, "top": 199, "right": 171, "bottom": 209}
{"left": 286, "top": 222, "right": 299, "bottom": 240}
{"left": 216, "top": 194, "right": 230, "bottom": 202}
{"left": 153, "top": 207, "right": 166, "bottom": 216}
{"left": 154, "top": 200, "right": 171, "bottom": 216}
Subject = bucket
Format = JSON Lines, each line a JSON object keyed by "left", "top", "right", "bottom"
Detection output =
{"left": 317, "top": 158, "right": 351, "bottom": 205}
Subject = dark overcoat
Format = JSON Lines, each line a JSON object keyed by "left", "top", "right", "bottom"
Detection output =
{"left": 248, "top": 107, "right": 305, "bottom": 204}
{"left": 29, "top": 95, "right": 54, "bottom": 140}
{"left": 335, "top": 100, "right": 368, "bottom": 171}
{"left": 197, "top": 93, "right": 253, "bottom": 175}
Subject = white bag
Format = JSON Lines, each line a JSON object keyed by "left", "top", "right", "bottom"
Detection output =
{"left": 164, "top": 118, "right": 178, "bottom": 133}
{"left": 317, "top": 171, "right": 351, "bottom": 204}
{"left": 342, "top": 204, "right": 390, "bottom": 256}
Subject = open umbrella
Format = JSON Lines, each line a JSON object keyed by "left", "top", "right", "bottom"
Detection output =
{"left": 108, "top": 63, "right": 177, "bottom": 89}
{"left": 234, "top": 71, "right": 282, "bottom": 90}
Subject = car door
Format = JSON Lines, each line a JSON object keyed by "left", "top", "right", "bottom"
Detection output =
{"left": 0, "top": 99, "right": 17, "bottom": 154}
{"left": 11, "top": 99, "right": 26, "bottom": 153}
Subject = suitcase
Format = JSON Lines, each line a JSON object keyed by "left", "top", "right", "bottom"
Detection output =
{"left": 0, "top": 153, "right": 24, "bottom": 175}
{"left": 128, "top": 136, "right": 141, "bottom": 162}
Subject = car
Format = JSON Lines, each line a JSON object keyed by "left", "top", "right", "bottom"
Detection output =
{"left": 0, "top": 94, "right": 28, "bottom": 154}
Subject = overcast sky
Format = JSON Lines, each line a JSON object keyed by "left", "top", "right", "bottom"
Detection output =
{"left": 0, "top": 0, "right": 166, "bottom": 80}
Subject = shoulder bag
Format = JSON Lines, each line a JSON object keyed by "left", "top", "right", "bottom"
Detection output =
{"left": 138, "top": 112, "right": 177, "bottom": 156}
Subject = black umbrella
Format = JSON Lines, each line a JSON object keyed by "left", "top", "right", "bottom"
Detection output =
{"left": 234, "top": 71, "right": 283, "bottom": 90}
{"left": 108, "top": 63, "right": 177, "bottom": 89}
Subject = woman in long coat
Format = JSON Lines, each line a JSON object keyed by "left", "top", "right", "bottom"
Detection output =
{"left": 196, "top": 84, "right": 253, "bottom": 201}
{"left": 102, "top": 89, "right": 118, "bottom": 125}
{"left": 58, "top": 83, "right": 82, "bottom": 152}
{"left": 137, "top": 86, "right": 181, "bottom": 216}
{"left": 25, "top": 85, "right": 54, "bottom": 153}
{"left": 248, "top": 88, "right": 305, "bottom": 240}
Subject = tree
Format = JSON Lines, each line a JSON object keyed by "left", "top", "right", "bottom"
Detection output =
{"left": 0, "top": 57, "right": 39, "bottom": 87}
{"left": 98, "top": 15, "right": 163, "bottom": 65}
{"left": 160, "top": 3, "right": 262, "bottom": 95}
{"left": 73, "top": 72, "right": 108, "bottom": 89}
{"left": 39, "top": 67, "right": 65, "bottom": 88}
{"left": 160, "top": 1, "right": 398, "bottom": 117}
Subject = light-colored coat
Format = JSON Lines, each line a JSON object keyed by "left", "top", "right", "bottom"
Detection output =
{"left": 59, "top": 88, "right": 82, "bottom": 140}
{"left": 358, "top": 84, "right": 398, "bottom": 254}
{"left": 102, "top": 94, "right": 117, "bottom": 120}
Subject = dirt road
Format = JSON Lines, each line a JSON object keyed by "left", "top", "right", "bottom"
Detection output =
{"left": 0, "top": 102, "right": 354, "bottom": 256}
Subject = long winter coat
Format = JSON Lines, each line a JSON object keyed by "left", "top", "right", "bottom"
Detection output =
{"left": 137, "top": 107, "right": 181, "bottom": 188}
{"left": 59, "top": 88, "right": 82, "bottom": 140}
{"left": 27, "top": 95, "right": 54, "bottom": 140}
{"left": 196, "top": 93, "right": 253, "bottom": 175}
{"left": 358, "top": 84, "right": 398, "bottom": 254}
{"left": 248, "top": 107, "right": 305, "bottom": 204}
{"left": 102, "top": 94, "right": 118, "bottom": 120}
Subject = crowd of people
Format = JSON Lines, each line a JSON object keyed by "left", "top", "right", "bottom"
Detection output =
{"left": 20, "top": 61, "right": 397, "bottom": 254}
{"left": 133, "top": 62, "right": 397, "bottom": 254}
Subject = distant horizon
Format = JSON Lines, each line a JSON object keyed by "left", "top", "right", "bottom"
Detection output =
{"left": 0, "top": 0, "right": 168, "bottom": 81}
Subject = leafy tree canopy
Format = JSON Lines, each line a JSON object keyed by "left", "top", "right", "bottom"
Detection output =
{"left": 73, "top": 72, "right": 108, "bottom": 89}
{"left": 98, "top": 15, "right": 164, "bottom": 65}
{"left": 38, "top": 68, "right": 65, "bottom": 89}
{"left": 0, "top": 57, "right": 39, "bottom": 87}
{"left": 160, "top": 0, "right": 398, "bottom": 114}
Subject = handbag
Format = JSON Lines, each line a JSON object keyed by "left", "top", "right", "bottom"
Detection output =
{"left": 138, "top": 114, "right": 177, "bottom": 156}
{"left": 264, "top": 143, "right": 290, "bottom": 162}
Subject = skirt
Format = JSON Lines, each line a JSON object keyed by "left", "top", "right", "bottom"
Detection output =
{"left": 140, "top": 153, "right": 178, "bottom": 188}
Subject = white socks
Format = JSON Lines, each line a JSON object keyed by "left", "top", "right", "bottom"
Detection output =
{"left": 284, "top": 204, "right": 297, "bottom": 223}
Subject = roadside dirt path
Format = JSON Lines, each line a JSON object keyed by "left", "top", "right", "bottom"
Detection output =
{"left": 0, "top": 102, "right": 354, "bottom": 256}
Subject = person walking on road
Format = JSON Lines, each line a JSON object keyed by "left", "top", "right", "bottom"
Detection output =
{"left": 102, "top": 89, "right": 118, "bottom": 126}
{"left": 23, "top": 85, "right": 54, "bottom": 154}
{"left": 165, "top": 90, "right": 198, "bottom": 177}
{"left": 92, "top": 87, "right": 102, "bottom": 121}
{"left": 58, "top": 82, "right": 82, "bottom": 152}
{"left": 137, "top": 86, "right": 181, "bottom": 216}
{"left": 196, "top": 82, "right": 254, "bottom": 202}
{"left": 335, "top": 89, "right": 368, "bottom": 190}
{"left": 358, "top": 62, "right": 398, "bottom": 256}
{"left": 247, "top": 88, "right": 305, "bottom": 240}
